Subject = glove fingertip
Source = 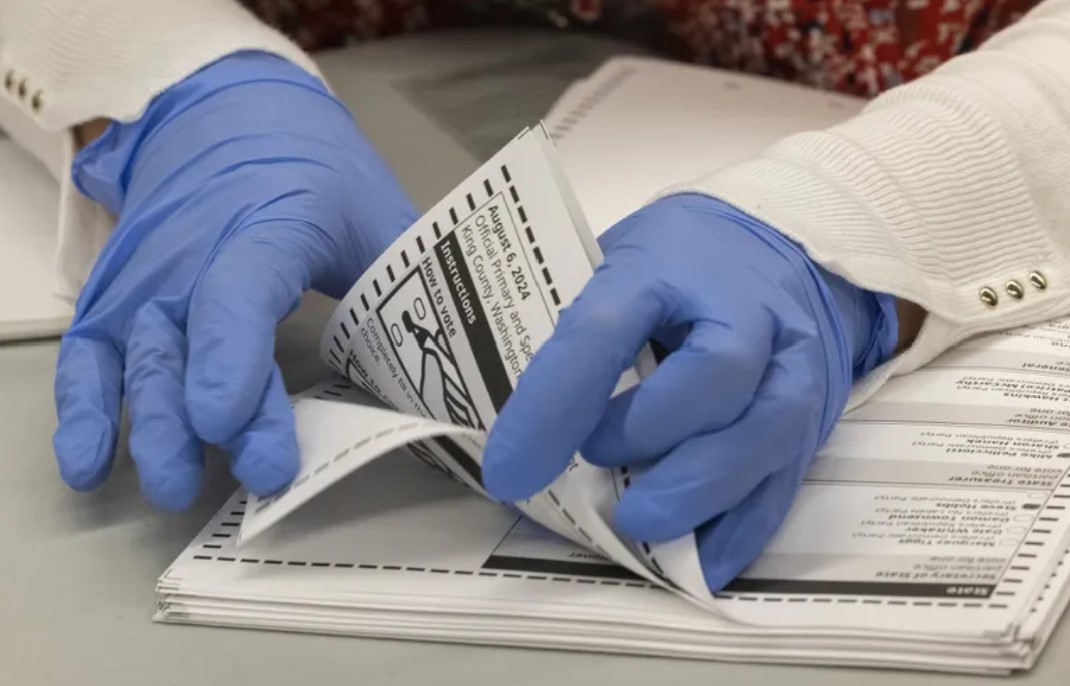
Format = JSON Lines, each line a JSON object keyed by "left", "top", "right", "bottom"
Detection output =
{"left": 696, "top": 522, "right": 765, "bottom": 593}
{"left": 236, "top": 454, "right": 299, "bottom": 497}
{"left": 481, "top": 458, "right": 543, "bottom": 503}
{"left": 52, "top": 417, "right": 116, "bottom": 492}
{"left": 140, "top": 463, "right": 203, "bottom": 512}
{"left": 187, "top": 382, "right": 261, "bottom": 445}
{"left": 482, "top": 433, "right": 562, "bottom": 503}
{"left": 612, "top": 492, "right": 680, "bottom": 544}
{"left": 230, "top": 430, "right": 300, "bottom": 497}
{"left": 699, "top": 558, "right": 746, "bottom": 594}
{"left": 695, "top": 471, "right": 800, "bottom": 592}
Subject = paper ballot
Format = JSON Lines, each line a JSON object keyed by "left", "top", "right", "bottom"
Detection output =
{"left": 157, "top": 59, "right": 1070, "bottom": 674}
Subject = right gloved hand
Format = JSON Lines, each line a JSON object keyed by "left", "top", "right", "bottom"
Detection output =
{"left": 482, "top": 193, "right": 898, "bottom": 591}
{"left": 53, "top": 51, "right": 417, "bottom": 510}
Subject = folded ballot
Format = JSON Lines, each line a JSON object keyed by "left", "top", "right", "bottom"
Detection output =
{"left": 157, "top": 58, "right": 1070, "bottom": 675}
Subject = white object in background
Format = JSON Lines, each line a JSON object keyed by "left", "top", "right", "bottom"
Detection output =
{"left": 0, "top": 137, "right": 72, "bottom": 341}
{"left": 544, "top": 56, "right": 865, "bottom": 236}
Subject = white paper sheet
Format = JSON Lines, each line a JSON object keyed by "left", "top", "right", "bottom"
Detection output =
{"left": 543, "top": 56, "right": 865, "bottom": 236}
{"left": 0, "top": 137, "right": 72, "bottom": 340}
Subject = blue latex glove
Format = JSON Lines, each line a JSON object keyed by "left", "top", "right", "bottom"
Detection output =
{"left": 482, "top": 193, "right": 897, "bottom": 590}
{"left": 53, "top": 52, "right": 416, "bottom": 510}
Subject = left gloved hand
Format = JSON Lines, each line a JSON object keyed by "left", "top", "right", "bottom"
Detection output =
{"left": 52, "top": 52, "right": 417, "bottom": 510}
{"left": 481, "top": 193, "right": 897, "bottom": 590}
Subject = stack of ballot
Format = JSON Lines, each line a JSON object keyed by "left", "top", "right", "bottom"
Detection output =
{"left": 156, "top": 57, "right": 1070, "bottom": 674}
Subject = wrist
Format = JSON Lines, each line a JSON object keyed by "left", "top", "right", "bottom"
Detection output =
{"left": 671, "top": 193, "right": 897, "bottom": 382}
{"left": 813, "top": 265, "right": 899, "bottom": 381}
{"left": 74, "top": 118, "right": 111, "bottom": 151}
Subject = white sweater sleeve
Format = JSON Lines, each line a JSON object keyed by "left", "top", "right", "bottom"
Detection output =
{"left": 0, "top": 0, "right": 317, "bottom": 300}
{"left": 674, "top": 0, "right": 1070, "bottom": 407}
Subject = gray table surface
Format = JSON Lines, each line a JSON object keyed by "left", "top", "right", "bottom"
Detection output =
{"left": 2, "top": 29, "right": 1067, "bottom": 686}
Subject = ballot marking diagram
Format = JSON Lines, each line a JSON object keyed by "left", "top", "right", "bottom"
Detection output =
{"left": 377, "top": 268, "right": 485, "bottom": 431}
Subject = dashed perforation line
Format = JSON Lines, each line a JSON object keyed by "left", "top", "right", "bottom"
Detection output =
{"left": 190, "top": 550, "right": 656, "bottom": 588}
{"left": 251, "top": 420, "right": 426, "bottom": 516}
{"left": 500, "top": 165, "right": 561, "bottom": 310}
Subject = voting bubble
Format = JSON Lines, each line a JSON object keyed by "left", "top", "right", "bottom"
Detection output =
{"left": 1057, "top": 452, "right": 1070, "bottom": 459}
{"left": 1028, "top": 492, "right": 1047, "bottom": 500}
{"left": 1014, "top": 514, "right": 1035, "bottom": 522}
{"left": 1000, "top": 539, "right": 1019, "bottom": 547}
{"left": 1007, "top": 526, "right": 1027, "bottom": 535}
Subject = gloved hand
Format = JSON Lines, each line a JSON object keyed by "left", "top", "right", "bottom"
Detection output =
{"left": 53, "top": 52, "right": 416, "bottom": 510}
{"left": 482, "top": 193, "right": 897, "bottom": 590}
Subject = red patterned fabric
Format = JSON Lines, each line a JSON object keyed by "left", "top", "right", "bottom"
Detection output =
{"left": 239, "top": 0, "right": 1042, "bottom": 96}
